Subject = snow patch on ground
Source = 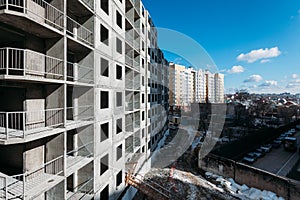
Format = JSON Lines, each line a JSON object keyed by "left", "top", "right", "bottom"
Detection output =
{"left": 205, "top": 172, "right": 285, "bottom": 200}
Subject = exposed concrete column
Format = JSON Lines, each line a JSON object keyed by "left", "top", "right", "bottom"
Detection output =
{"left": 73, "top": 27, "right": 78, "bottom": 40}
{"left": 73, "top": 95, "right": 79, "bottom": 121}
{"left": 73, "top": 171, "right": 78, "bottom": 192}
{"left": 74, "top": 132, "right": 78, "bottom": 157}
{"left": 74, "top": 63, "right": 78, "bottom": 82}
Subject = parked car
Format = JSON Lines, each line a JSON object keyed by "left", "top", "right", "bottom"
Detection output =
{"left": 290, "top": 129, "right": 296, "bottom": 135}
{"left": 256, "top": 148, "right": 267, "bottom": 156}
{"left": 247, "top": 152, "right": 259, "bottom": 160}
{"left": 252, "top": 151, "right": 263, "bottom": 158}
{"left": 261, "top": 144, "right": 272, "bottom": 152}
{"left": 277, "top": 137, "right": 285, "bottom": 143}
{"left": 242, "top": 156, "right": 255, "bottom": 164}
{"left": 272, "top": 139, "right": 281, "bottom": 148}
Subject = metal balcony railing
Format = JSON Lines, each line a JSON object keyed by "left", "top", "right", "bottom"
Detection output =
{"left": 125, "top": 102, "right": 133, "bottom": 112}
{"left": 125, "top": 31, "right": 134, "bottom": 46}
{"left": 125, "top": 144, "right": 134, "bottom": 154}
{"left": 133, "top": 59, "right": 140, "bottom": 71}
{"left": 0, "top": 47, "right": 64, "bottom": 80}
{"left": 125, "top": 8, "right": 134, "bottom": 25}
{"left": 67, "top": 62, "right": 94, "bottom": 84}
{"left": 134, "top": 119, "right": 140, "bottom": 128}
{"left": 67, "top": 16, "right": 93, "bottom": 47}
{"left": 0, "top": 156, "right": 63, "bottom": 200}
{"left": 67, "top": 178, "right": 94, "bottom": 200}
{"left": 134, "top": 137, "right": 140, "bottom": 148}
{"left": 0, "top": 108, "right": 63, "bottom": 141}
{"left": 66, "top": 105, "right": 94, "bottom": 122}
{"left": 80, "top": 0, "right": 94, "bottom": 11}
{"left": 134, "top": 101, "right": 140, "bottom": 109}
{"left": 125, "top": 78, "right": 133, "bottom": 89}
{"left": 125, "top": 122, "right": 133, "bottom": 132}
{"left": 67, "top": 142, "right": 93, "bottom": 170}
{"left": 67, "top": 142, "right": 93, "bottom": 159}
{"left": 133, "top": 40, "right": 140, "bottom": 51}
{"left": 0, "top": 0, "right": 64, "bottom": 31}
{"left": 133, "top": 81, "right": 140, "bottom": 90}
{"left": 125, "top": 55, "right": 133, "bottom": 67}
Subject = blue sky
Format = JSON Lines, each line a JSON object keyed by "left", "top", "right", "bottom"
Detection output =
{"left": 142, "top": 0, "right": 300, "bottom": 94}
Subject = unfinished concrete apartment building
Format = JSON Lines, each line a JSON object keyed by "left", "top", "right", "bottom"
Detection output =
{"left": 0, "top": 0, "right": 169, "bottom": 199}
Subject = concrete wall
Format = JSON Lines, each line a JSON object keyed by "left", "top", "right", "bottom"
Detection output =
{"left": 200, "top": 154, "right": 300, "bottom": 200}
{"left": 46, "top": 180, "right": 65, "bottom": 200}
{"left": 45, "top": 134, "right": 64, "bottom": 162}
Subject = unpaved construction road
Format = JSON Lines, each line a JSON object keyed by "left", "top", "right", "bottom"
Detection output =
{"left": 133, "top": 128, "right": 239, "bottom": 200}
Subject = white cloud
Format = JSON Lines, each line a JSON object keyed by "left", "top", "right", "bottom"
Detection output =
{"left": 259, "top": 80, "right": 278, "bottom": 87}
{"left": 292, "top": 74, "right": 299, "bottom": 79}
{"left": 244, "top": 74, "right": 263, "bottom": 83}
{"left": 227, "top": 65, "right": 244, "bottom": 74}
{"left": 260, "top": 59, "right": 270, "bottom": 64}
{"left": 237, "top": 47, "right": 281, "bottom": 63}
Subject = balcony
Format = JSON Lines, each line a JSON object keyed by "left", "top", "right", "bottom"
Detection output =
{"left": 0, "top": 156, "right": 64, "bottom": 200}
{"left": 134, "top": 101, "right": 140, "bottom": 110}
{"left": 125, "top": 31, "right": 134, "bottom": 47}
{"left": 133, "top": 59, "right": 140, "bottom": 71}
{"left": 66, "top": 142, "right": 93, "bottom": 177}
{"left": 125, "top": 78, "right": 133, "bottom": 90}
{"left": 0, "top": 48, "right": 64, "bottom": 83}
{"left": 67, "top": 62, "right": 94, "bottom": 85}
{"left": 125, "top": 102, "right": 133, "bottom": 112}
{"left": 66, "top": 178, "right": 94, "bottom": 200}
{"left": 125, "top": 55, "right": 133, "bottom": 67}
{"left": 0, "top": 0, "right": 64, "bottom": 37}
{"left": 67, "top": 17, "right": 93, "bottom": 47}
{"left": 133, "top": 40, "right": 140, "bottom": 52}
{"left": 0, "top": 108, "right": 64, "bottom": 144}
{"left": 66, "top": 106, "right": 94, "bottom": 130}
{"left": 133, "top": 81, "right": 140, "bottom": 90}
{"left": 68, "top": 0, "right": 94, "bottom": 16}
{"left": 134, "top": 119, "right": 140, "bottom": 129}
{"left": 125, "top": 8, "right": 134, "bottom": 25}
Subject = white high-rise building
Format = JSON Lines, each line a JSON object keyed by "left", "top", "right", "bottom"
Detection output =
{"left": 0, "top": 0, "right": 169, "bottom": 199}
{"left": 169, "top": 63, "right": 195, "bottom": 107}
{"left": 195, "top": 69, "right": 206, "bottom": 103}
{"left": 214, "top": 73, "right": 225, "bottom": 103}
{"left": 169, "top": 65, "right": 224, "bottom": 106}
{"left": 206, "top": 70, "right": 216, "bottom": 103}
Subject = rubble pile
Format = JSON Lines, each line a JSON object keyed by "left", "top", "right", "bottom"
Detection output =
{"left": 143, "top": 168, "right": 238, "bottom": 200}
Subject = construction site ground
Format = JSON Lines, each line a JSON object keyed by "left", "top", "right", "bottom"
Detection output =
{"left": 133, "top": 128, "right": 239, "bottom": 200}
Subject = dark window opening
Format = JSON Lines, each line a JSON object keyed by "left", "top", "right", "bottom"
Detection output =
{"left": 116, "top": 11, "right": 122, "bottom": 28}
{"left": 100, "top": 154, "right": 109, "bottom": 175}
{"left": 116, "top": 64, "right": 122, "bottom": 80}
{"left": 101, "top": 122, "right": 109, "bottom": 142}
{"left": 101, "top": 25, "right": 109, "bottom": 45}
{"left": 116, "top": 144, "right": 122, "bottom": 160}
{"left": 116, "top": 92, "right": 122, "bottom": 107}
{"left": 101, "top": 91, "right": 109, "bottom": 109}
{"left": 116, "top": 171, "right": 122, "bottom": 186}
{"left": 101, "top": 58, "right": 109, "bottom": 77}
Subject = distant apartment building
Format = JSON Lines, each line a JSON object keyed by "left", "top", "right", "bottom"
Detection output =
{"left": 214, "top": 73, "right": 225, "bottom": 103}
{"left": 195, "top": 69, "right": 207, "bottom": 103}
{"left": 169, "top": 63, "right": 195, "bottom": 107}
{"left": 0, "top": 0, "right": 168, "bottom": 199}
{"left": 169, "top": 64, "right": 224, "bottom": 107}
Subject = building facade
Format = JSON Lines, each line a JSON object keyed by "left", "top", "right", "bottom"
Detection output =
{"left": 0, "top": 0, "right": 168, "bottom": 199}
{"left": 169, "top": 63, "right": 195, "bottom": 107}
{"left": 169, "top": 64, "right": 224, "bottom": 107}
